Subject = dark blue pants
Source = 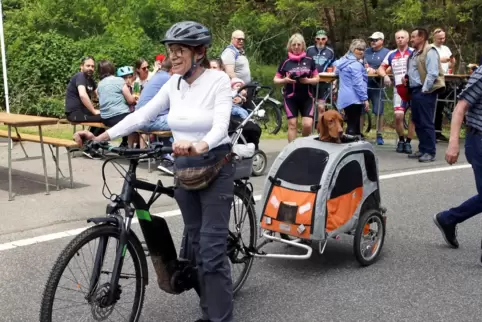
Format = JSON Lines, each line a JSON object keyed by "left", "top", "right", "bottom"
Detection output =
{"left": 410, "top": 87, "right": 437, "bottom": 155}
{"left": 174, "top": 145, "right": 235, "bottom": 322}
{"left": 439, "top": 130, "right": 482, "bottom": 225}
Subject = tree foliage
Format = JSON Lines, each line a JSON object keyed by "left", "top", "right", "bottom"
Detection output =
{"left": 0, "top": 0, "right": 481, "bottom": 116}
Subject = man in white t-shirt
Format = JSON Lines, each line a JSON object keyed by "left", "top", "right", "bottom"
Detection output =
{"left": 432, "top": 28, "right": 455, "bottom": 142}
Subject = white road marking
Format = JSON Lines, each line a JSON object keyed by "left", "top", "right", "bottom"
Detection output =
{"left": 0, "top": 163, "right": 473, "bottom": 253}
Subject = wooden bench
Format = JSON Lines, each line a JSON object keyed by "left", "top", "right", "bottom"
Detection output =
{"left": 0, "top": 130, "right": 78, "bottom": 190}
{"left": 58, "top": 118, "right": 70, "bottom": 124}
{"left": 137, "top": 130, "right": 172, "bottom": 137}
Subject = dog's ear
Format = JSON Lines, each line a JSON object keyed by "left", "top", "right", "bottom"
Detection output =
{"left": 319, "top": 114, "right": 326, "bottom": 136}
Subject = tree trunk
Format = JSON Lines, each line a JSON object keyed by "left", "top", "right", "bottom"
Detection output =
{"left": 363, "top": 0, "right": 371, "bottom": 26}
{"left": 324, "top": 7, "right": 336, "bottom": 43}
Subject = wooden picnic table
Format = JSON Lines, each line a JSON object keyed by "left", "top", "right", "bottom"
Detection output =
{"left": 0, "top": 112, "right": 60, "bottom": 200}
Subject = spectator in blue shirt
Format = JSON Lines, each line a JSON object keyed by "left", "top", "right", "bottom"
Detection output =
{"left": 364, "top": 31, "right": 390, "bottom": 145}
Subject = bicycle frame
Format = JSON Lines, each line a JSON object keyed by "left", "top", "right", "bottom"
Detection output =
{"left": 86, "top": 156, "right": 195, "bottom": 307}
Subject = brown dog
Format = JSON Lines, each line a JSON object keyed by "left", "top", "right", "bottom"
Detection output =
{"left": 317, "top": 109, "right": 344, "bottom": 143}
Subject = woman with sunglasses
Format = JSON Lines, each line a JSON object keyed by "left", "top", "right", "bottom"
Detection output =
{"left": 134, "top": 58, "right": 153, "bottom": 92}
{"left": 333, "top": 39, "right": 370, "bottom": 136}
{"left": 73, "top": 21, "right": 234, "bottom": 322}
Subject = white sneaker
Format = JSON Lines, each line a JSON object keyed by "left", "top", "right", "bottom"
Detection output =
{"left": 157, "top": 160, "right": 174, "bottom": 176}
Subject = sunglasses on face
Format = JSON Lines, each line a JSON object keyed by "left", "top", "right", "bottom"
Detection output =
{"left": 234, "top": 37, "right": 245, "bottom": 42}
{"left": 370, "top": 39, "right": 381, "bottom": 42}
{"left": 141, "top": 66, "right": 149, "bottom": 71}
{"left": 316, "top": 37, "right": 327, "bottom": 41}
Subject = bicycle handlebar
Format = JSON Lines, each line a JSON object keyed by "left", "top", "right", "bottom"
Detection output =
{"left": 85, "top": 140, "right": 173, "bottom": 158}
{"left": 237, "top": 84, "right": 274, "bottom": 97}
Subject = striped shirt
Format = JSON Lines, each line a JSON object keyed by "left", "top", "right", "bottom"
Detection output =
{"left": 458, "top": 66, "right": 482, "bottom": 131}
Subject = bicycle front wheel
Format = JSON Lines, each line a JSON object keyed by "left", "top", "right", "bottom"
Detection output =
{"left": 40, "top": 224, "right": 147, "bottom": 322}
{"left": 229, "top": 184, "right": 257, "bottom": 295}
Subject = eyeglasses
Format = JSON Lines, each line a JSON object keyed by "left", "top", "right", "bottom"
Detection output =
{"left": 167, "top": 47, "right": 185, "bottom": 58}
{"left": 234, "top": 37, "right": 245, "bottom": 42}
{"left": 355, "top": 47, "right": 365, "bottom": 52}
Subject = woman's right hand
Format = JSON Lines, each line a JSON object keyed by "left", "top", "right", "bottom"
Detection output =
{"left": 284, "top": 76, "right": 296, "bottom": 84}
{"left": 73, "top": 130, "right": 96, "bottom": 147}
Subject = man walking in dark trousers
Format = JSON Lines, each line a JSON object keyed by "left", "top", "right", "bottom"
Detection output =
{"left": 434, "top": 66, "right": 482, "bottom": 249}
{"left": 406, "top": 28, "right": 445, "bottom": 162}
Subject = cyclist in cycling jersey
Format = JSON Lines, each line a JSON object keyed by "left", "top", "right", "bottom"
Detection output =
{"left": 378, "top": 29, "right": 416, "bottom": 154}
{"left": 74, "top": 21, "right": 235, "bottom": 322}
{"left": 274, "top": 33, "right": 319, "bottom": 142}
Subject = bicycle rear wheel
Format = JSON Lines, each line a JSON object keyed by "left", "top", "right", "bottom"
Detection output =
{"left": 40, "top": 224, "right": 146, "bottom": 322}
{"left": 229, "top": 184, "right": 257, "bottom": 295}
{"left": 252, "top": 98, "right": 282, "bottom": 135}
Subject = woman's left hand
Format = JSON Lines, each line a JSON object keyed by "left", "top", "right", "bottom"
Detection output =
{"left": 173, "top": 140, "right": 199, "bottom": 156}
{"left": 299, "top": 77, "right": 311, "bottom": 84}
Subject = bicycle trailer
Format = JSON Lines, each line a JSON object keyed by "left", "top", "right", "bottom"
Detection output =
{"left": 254, "top": 135, "right": 387, "bottom": 266}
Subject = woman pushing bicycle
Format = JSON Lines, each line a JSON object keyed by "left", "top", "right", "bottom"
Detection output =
{"left": 74, "top": 21, "right": 235, "bottom": 322}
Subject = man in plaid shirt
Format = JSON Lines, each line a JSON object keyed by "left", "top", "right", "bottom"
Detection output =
{"left": 434, "top": 66, "right": 482, "bottom": 249}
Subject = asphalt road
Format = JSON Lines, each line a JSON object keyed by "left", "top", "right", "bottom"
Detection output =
{"left": 1, "top": 140, "right": 481, "bottom": 322}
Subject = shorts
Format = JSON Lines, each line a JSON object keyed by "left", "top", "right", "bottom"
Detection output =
{"left": 139, "top": 114, "right": 171, "bottom": 132}
{"left": 393, "top": 89, "right": 409, "bottom": 114}
{"left": 284, "top": 95, "right": 314, "bottom": 119}
{"left": 101, "top": 112, "right": 130, "bottom": 127}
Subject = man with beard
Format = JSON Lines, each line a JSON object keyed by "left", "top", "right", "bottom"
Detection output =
{"left": 65, "top": 56, "right": 104, "bottom": 159}
{"left": 306, "top": 29, "right": 336, "bottom": 113}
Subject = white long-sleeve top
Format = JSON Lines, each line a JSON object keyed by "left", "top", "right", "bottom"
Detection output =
{"left": 106, "top": 69, "right": 233, "bottom": 150}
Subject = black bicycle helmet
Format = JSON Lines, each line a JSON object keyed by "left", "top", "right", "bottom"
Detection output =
{"left": 161, "top": 21, "right": 212, "bottom": 48}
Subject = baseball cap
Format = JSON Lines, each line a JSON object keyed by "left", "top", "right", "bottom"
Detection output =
{"left": 316, "top": 29, "right": 328, "bottom": 37}
{"left": 368, "top": 32, "right": 384, "bottom": 40}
